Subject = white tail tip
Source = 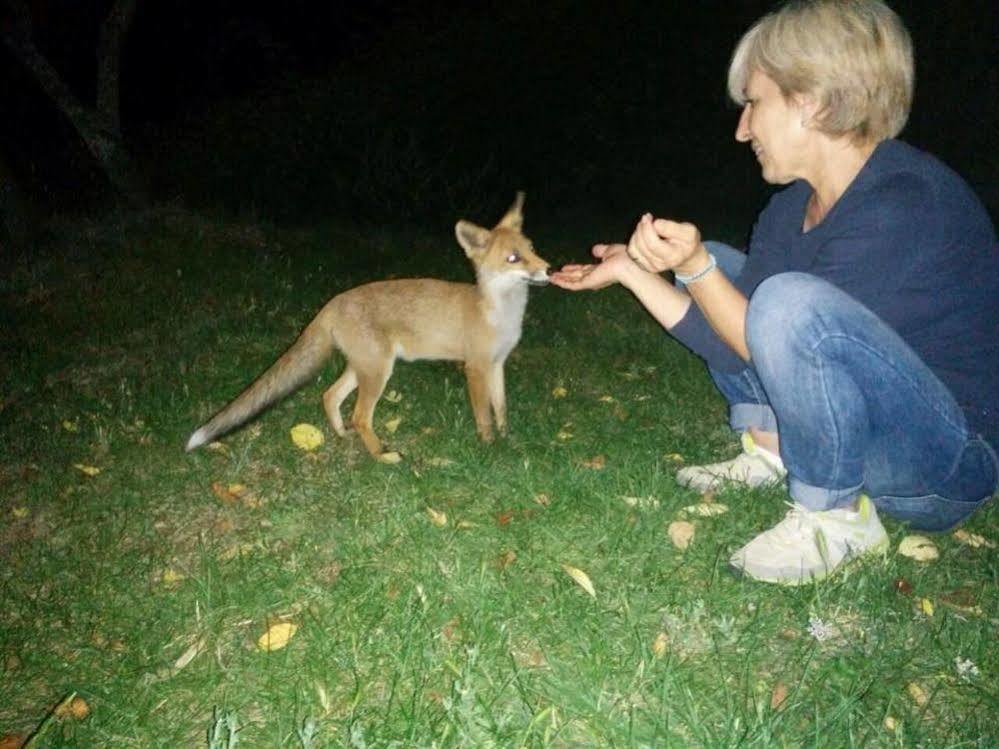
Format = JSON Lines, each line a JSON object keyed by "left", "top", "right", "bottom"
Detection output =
{"left": 185, "top": 428, "right": 209, "bottom": 452}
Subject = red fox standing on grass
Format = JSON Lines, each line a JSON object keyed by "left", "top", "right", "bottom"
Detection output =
{"left": 185, "top": 192, "right": 551, "bottom": 462}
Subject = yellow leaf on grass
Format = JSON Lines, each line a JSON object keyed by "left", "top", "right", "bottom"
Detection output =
{"left": 257, "top": 621, "right": 298, "bottom": 651}
{"left": 581, "top": 454, "right": 606, "bottom": 469}
{"left": 906, "top": 682, "right": 928, "bottom": 707}
{"left": 952, "top": 529, "right": 994, "bottom": 549}
{"left": 426, "top": 507, "right": 448, "bottom": 527}
{"left": 384, "top": 417, "right": 402, "bottom": 435}
{"left": 562, "top": 564, "right": 596, "bottom": 598}
{"left": 62, "top": 420, "right": 80, "bottom": 433}
{"left": 664, "top": 452, "right": 685, "bottom": 463}
{"left": 651, "top": 631, "right": 669, "bottom": 657}
{"left": 668, "top": 520, "right": 696, "bottom": 550}
{"left": 920, "top": 598, "right": 935, "bottom": 617}
{"left": 680, "top": 503, "right": 729, "bottom": 517}
{"left": 290, "top": 423, "right": 324, "bottom": 451}
{"left": 377, "top": 451, "right": 403, "bottom": 464}
{"left": 552, "top": 385, "right": 568, "bottom": 399}
{"left": 384, "top": 390, "right": 403, "bottom": 403}
{"left": 12, "top": 507, "right": 29, "bottom": 519}
{"left": 884, "top": 716, "right": 898, "bottom": 732}
{"left": 898, "top": 535, "right": 939, "bottom": 561}
{"left": 73, "top": 463, "right": 101, "bottom": 477}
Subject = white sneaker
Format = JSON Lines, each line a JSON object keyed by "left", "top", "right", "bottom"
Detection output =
{"left": 730, "top": 495, "right": 889, "bottom": 586}
{"left": 676, "top": 432, "right": 787, "bottom": 491}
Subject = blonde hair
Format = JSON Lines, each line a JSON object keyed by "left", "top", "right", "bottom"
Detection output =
{"left": 727, "top": 0, "right": 914, "bottom": 143}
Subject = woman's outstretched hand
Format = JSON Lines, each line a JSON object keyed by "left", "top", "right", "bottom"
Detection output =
{"left": 549, "top": 243, "right": 634, "bottom": 291}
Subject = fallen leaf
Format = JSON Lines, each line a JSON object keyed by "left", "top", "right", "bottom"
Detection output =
{"left": 384, "top": 390, "right": 403, "bottom": 403}
{"left": 495, "top": 550, "right": 517, "bottom": 570}
{"left": 12, "top": 506, "right": 28, "bottom": 519}
{"left": 290, "top": 423, "right": 324, "bottom": 451}
{"left": 456, "top": 520, "right": 477, "bottom": 530}
{"left": 906, "top": 682, "right": 928, "bottom": 707}
{"left": 952, "top": 529, "right": 994, "bottom": 549}
{"left": 598, "top": 395, "right": 615, "bottom": 403}
{"left": 893, "top": 577, "right": 914, "bottom": 595}
{"left": 384, "top": 417, "right": 402, "bottom": 434}
{"left": 425, "top": 507, "right": 448, "bottom": 527}
{"left": 680, "top": 502, "right": 729, "bottom": 517}
{"left": 562, "top": 564, "right": 596, "bottom": 598}
{"left": 62, "top": 420, "right": 79, "bottom": 433}
{"left": 0, "top": 734, "right": 27, "bottom": 749}
{"left": 172, "top": 639, "right": 205, "bottom": 671}
{"left": 211, "top": 481, "right": 247, "bottom": 505}
{"left": 53, "top": 695, "right": 90, "bottom": 720}
{"left": 426, "top": 456, "right": 455, "bottom": 467}
{"left": 557, "top": 429, "right": 574, "bottom": 441}
{"left": 898, "top": 535, "right": 939, "bottom": 561}
{"left": 651, "top": 631, "right": 669, "bottom": 657}
{"left": 621, "top": 495, "right": 660, "bottom": 509}
{"left": 667, "top": 520, "right": 696, "bottom": 550}
{"left": 495, "top": 510, "right": 515, "bottom": 526}
{"left": 581, "top": 455, "right": 606, "bottom": 470}
{"left": 533, "top": 493, "right": 551, "bottom": 506}
{"left": 770, "top": 682, "right": 789, "bottom": 711}
{"left": 552, "top": 385, "right": 568, "bottom": 398}
{"left": 664, "top": 452, "right": 685, "bottom": 463}
{"left": 257, "top": 621, "right": 298, "bottom": 651}
{"left": 377, "top": 451, "right": 402, "bottom": 464}
{"left": 919, "top": 598, "right": 935, "bottom": 617}
{"left": 883, "top": 716, "right": 898, "bottom": 732}
{"left": 73, "top": 463, "right": 101, "bottom": 477}
{"left": 161, "top": 567, "right": 186, "bottom": 585}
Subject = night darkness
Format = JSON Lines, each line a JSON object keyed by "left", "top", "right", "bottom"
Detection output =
{"left": 2, "top": 0, "right": 997, "bottom": 236}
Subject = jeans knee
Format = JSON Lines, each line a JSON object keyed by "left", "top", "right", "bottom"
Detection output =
{"left": 746, "top": 273, "right": 824, "bottom": 355}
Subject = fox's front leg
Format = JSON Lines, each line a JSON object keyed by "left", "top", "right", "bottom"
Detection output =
{"left": 464, "top": 362, "right": 494, "bottom": 442}
{"left": 489, "top": 361, "right": 507, "bottom": 436}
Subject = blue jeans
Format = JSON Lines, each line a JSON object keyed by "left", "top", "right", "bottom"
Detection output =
{"left": 692, "top": 241, "right": 998, "bottom": 531}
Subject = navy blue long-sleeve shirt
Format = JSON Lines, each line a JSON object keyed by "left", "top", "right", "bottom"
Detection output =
{"left": 671, "top": 139, "right": 999, "bottom": 447}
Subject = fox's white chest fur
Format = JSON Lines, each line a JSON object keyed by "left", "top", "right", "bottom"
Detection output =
{"left": 482, "top": 272, "right": 529, "bottom": 363}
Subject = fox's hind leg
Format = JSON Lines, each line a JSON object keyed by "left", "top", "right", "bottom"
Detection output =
{"left": 323, "top": 366, "right": 358, "bottom": 437}
{"left": 351, "top": 358, "right": 396, "bottom": 459}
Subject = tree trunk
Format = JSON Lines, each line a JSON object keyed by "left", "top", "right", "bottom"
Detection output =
{"left": 1, "top": 0, "right": 147, "bottom": 206}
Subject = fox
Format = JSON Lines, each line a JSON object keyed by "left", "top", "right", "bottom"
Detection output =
{"left": 185, "top": 192, "right": 551, "bottom": 462}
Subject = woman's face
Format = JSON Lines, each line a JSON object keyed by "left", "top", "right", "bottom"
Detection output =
{"left": 735, "top": 69, "right": 813, "bottom": 185}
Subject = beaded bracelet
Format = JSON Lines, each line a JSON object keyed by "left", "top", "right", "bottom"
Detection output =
{"left": 675, "top": 253, "right": 717, "bottom": 285}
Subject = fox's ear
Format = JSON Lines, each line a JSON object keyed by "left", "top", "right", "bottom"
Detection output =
{"left": 495, "top": 191, "right": 525, "bottom": 231}
{"left": 455, "top": 220, "right": 491, "bottom": 257}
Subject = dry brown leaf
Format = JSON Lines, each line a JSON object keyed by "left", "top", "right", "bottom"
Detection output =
{"left": 581, "top": 455, "right": 606, "bottom": 470}
{"left": 893, "top": 577, "right": 914, "bottom": 595}
{"left": 898, "top": 535, "right": 939, "bottom": 561}
{"left": 562, "top": 564, "right": 596, "bottom": 598}
{"left": 952, "top": 529, "right": 994, "bottom": 549}
{"left": 668, "top": 520, "right": 696, "bottom": 550}
{"left": 770, "top": 682, "right": 789, "bottom": 711}
{"left": 172, "top": 639, "right": 205, "bottom": 671}
{"left": 495, "top": 549, "right": 517, "bottom": 570}
{"left": 425, "top": 507, "right": 448, "bottom": 527}
{"left": 211, "top": 482, "right": 245, "bottom": 505}
{"left": 257, "top": 621, "right": 298, "bottom": 651}
{"left": 54, "top": 695, "right": 91, "bottom": 720}
{"left": 0, "top": 734, "right": 27, "bottom": 749}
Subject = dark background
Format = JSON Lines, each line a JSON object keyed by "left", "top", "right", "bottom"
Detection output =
{"left": 2, "top": 0, "right": 996, "bottom": 242}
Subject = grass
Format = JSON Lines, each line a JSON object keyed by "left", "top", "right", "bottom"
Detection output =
{"left": 1, "top": 206, "right": 996, "bottom": 748}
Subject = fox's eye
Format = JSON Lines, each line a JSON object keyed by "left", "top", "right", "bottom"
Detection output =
{"left": 506, "top": 252, "right": 521, "bottom": 264}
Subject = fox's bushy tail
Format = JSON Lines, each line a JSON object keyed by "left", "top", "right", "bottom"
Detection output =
{"left": 185, "top": 316, "right": 336, "bottom": 451}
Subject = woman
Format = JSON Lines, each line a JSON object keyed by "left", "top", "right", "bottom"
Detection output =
{"left": 551, "top": 0, "right": 999, "bottom": 585}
